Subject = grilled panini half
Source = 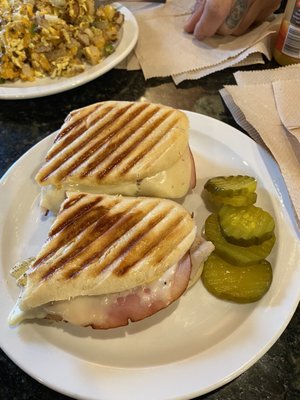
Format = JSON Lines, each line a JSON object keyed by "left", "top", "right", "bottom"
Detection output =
{"left": 9, "top": 192, "right": 198, "bottom": 326}
{"left": 35, "top": 101, "right": 195, "bottom": 213}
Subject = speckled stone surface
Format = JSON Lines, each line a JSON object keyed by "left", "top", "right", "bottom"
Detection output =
{"left": 0, "top": 63, "right": 299, "bottom": 400}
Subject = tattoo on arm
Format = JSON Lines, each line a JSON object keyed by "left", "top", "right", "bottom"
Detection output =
{"left": 225, "top": 0, "right": 249, "bottom": 29}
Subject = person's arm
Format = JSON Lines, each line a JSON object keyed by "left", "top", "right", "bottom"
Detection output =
{"left": 184, "top": 0, "right": 281, "bottom": 40}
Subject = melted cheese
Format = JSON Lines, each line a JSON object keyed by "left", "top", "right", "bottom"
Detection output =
{"left": 8, "top": 237, "right": 215, "bottom": 328}
{"left": 9, "top": 263, "right": 178, "bottom": 327}
{"left": 188, "top": 236, "right": 215, "bottom": 288}
{"left": 39, "top": 148, "right": 191, "bottom": 213}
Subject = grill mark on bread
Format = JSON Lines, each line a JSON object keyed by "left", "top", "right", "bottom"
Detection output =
{"left": 49, "top": 120, "right": 86, "bottom": 160}
{"left": 74, "top": 103, "right": 159, "bottom": 178}
{"left": 40, "top": 196, "right": 122, "bottom": 265}
{"left": 120, "top": 115, "right": 179, "bottom": 174}
{"left": 94, "top": 109, "right": 175, "bottom": 179}
{"left": 38, "top": 103, "right": 148, "bottom": 183}
{"left": 49, "top": 197, "right": 102, "bottom": 236}
{"left": 54, "top": 104, "right": 99, "bottom": 142}
{"left": 23, "top": 194, "right": 196, "bottom": 312}
{"left": 53, "top": 104, "right": 126, "bottom": 157}
{"left": 61, "top": 103, "right": 152, "bottom": 179}
{"left": 114, "top": 213, "right": 186, "bottom": 276}
{"left": 36, "top": 102, "right": 184, "bottom": 185}
{"left": 79, "top": 105, "right": 163, "bottom": 178}
{"left": 65, "top": 204, "right": 170, "bottom": 279}
{"left": 143, "top": 219, "right": 189, "bottom": 267}
{"left": 39, "top": 199, "right": 149, "bottom": 280}
{"left": 33, "top": 202, "right": 107, "bottom": 268}
{"left": 38, "top": 103, "right": 134, "bottom": 182}
{"left": 39, "top": 212, "right": 129, "bottom": 280}
{"left": 54, "top": 117, "right": 86, "bottom": 143}
{"left": 37, "top": 207, "right": 104, "bottom": 267}
{"left": 61, "top": 193, "right": 86, "bottom": 210}
{"left": 33, "top": 196, "right": 120, "bottom": 269}
{"left": 48, "top": 105, "right": 114, "bottom": 159}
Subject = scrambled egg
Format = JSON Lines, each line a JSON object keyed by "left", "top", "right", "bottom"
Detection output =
{"left": 0, "top": 0, "right": 124, "bottom": 81}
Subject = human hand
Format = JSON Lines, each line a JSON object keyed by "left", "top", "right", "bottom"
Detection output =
{"left": 184, "top": 0, "right": 281, "bottom": 40}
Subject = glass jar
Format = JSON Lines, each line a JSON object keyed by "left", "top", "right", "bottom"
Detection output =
{"left": 273, "top": 0, "right": 300, "bottom": 65}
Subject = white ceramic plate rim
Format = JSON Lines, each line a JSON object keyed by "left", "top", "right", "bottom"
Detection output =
{"left": 0, "top": 4, "right": 138, "bottom": 100}
{"left": 0, "top": 111, "right": 299, "bottom": 400}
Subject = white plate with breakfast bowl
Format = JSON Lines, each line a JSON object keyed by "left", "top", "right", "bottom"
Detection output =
{"left": 0, "top": 4, "right": 138, "bottom": 100}
{"left": 0, "top": 111, "right": 299, "bottom": 400}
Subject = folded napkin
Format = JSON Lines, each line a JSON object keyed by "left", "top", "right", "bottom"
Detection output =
{"left": 273, "top": 80, "right": 300, "bottom": 141}
{"left": 122, "top": 0, "right": 282, "bottom": 83}
{"left": 220, "top": 64, "right": 300, "bottom": 224}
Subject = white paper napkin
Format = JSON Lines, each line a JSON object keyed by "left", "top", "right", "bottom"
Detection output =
{"left": 220, "top": 65, "right": 300, "bottom": 223}
{"left": 122, "top": 1, "right": 282, "bottom": 84}
{"left": 273, "top": 79, "right": 300, "bottom": 141}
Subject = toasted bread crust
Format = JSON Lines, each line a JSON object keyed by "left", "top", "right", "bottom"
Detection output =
{"left": 20, "top": 193, "right": 196, "bottom": 310}
{"left": 35, "top": 101, "right": 189, "bottom": 186}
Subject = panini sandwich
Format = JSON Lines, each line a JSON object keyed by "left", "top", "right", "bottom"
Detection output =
{"left": 35, "top": 101, "right": 196, "bottom": 213}
{"left": 9, "top": 193, "right": 214, "bottom": 329}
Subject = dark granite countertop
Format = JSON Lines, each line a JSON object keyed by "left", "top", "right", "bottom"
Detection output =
{"left": 0, "top": 63, "right": 299, "bottom": 400}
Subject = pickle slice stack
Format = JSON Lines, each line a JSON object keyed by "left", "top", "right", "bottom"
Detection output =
{"left": 202, "top": 175, "right": 276, "bottom": 304}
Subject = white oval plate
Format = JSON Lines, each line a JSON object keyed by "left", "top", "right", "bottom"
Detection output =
{"left": 0, "top": 5, "right": 138, "bottom": 100}
{"left": 0, "top": 111, "right": 299, "bottom": 400}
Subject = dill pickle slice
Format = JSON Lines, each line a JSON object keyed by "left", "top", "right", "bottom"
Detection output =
{"left": 202, "top": 189, "right": 257, "bottom": 211}
{"left": 204, "top": 175, "right": 257, "bottom": 197}
{"left": 218, "top": 205, "right": 275, "bottom": 246}
{"left": 202, "top": 253, "right": 272, "bottom": 303}
{"left": 204, "top": 214, "right": 276, "bottom": 265}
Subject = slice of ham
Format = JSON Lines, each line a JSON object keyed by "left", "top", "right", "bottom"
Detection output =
{"left": 189, "top": 147, "right": 196, "bottom": 189}
{"left": 39, "top": 236, "right": 214, "bottom": 330}
{"left": 45, "top": 253, "right": 192, "bottom": 329}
